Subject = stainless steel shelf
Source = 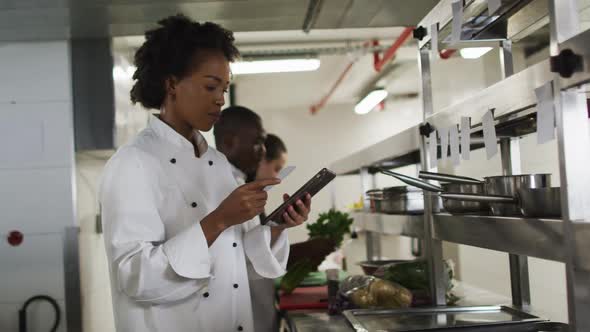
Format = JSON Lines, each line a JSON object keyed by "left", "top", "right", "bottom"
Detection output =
{"left": 330, "top": 58, "right": 552, "bottom": 175}
{"left": 351, "top": 212, "right": 423, "bottom": 238}
{"left": 418, "top": 0, "right": 541, "bottom": 49}
{"left": 433, "top": 213, "right": 565, "bottom": 262}
{"left": 425, "top": 58, "right": 552, "bottom": 131}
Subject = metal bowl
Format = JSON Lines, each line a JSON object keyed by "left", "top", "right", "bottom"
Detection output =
{"left": 358, "top": 259, "right": 413, "bottom": 276}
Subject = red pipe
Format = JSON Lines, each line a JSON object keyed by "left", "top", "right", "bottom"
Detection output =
{"left": 372, "top": 39, "right": 380, "bottom": 71}
{"left": 439, "top": 49, "right": 457, "bottom": 60}
{"left": 373, "top": 27, "right": 414, "bottom": 72}
{"left": 310, "top": 28, "right": 413, "bottom": 114}
{"left": 310, "top": 61, "right": 355, "bottom": 114}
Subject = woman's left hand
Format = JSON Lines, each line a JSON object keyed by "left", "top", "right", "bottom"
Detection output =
{"left": 277, "top": 193, "right": 312, "bottom": 229}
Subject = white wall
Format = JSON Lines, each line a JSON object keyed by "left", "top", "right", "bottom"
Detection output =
{"left": 0, "top": 41, "right": 75, "bottom": 332}
{"left": 257, "top": 98, "right": 426, "bottom": 272}
{"left": 257, "top": 99, "right": 423, "bottom": 243}
{"left": 76, "top": 152, "right": 116, "bottom": 332}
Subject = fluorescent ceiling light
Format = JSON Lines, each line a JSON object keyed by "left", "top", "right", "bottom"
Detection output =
{"left": 230, "top": 59, "right": 320, "bottom": 75}
{"left": 459, "top": 47, "right": 493, "bottom": 59}
{"left": 355, "top": 89, "right": 388, "bottom": 115}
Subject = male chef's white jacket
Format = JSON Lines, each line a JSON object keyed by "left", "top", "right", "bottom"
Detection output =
{"left": 231, "top": 166, "right": 280, "bottom": 332}
{"left": 99, "top": 115, "right": 289, "bottom": 332}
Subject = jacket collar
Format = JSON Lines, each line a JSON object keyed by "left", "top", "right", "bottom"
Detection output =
{"left": 148, "top": 115, "right": 209, "bottom": 155}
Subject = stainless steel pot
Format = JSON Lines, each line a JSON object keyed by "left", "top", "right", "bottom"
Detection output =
{"left": 379, "top": 169, "right": 488, "bottom": 214}
{"left": 381, "top": 169, "right": 557, "bottom": 217}
{"left": 382, "top": 187, "right": 425, "bottom": 214}
{"left": 420, "top": 171, "right": 552, "bottom": 216}
{"left": 518, "top": 187, "right": 562, "bottom": 217}
{"left": 484, "top": 174, "right": 551, "bottom": 215}
{"left": 439, "top": 182, "right": 489, "bottom": 214}
{"left": 366, "top": 186, "right": 443, "bottom": 214}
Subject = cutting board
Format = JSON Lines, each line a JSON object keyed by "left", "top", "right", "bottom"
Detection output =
{"left": 278, "top": 286, "right": 328, "bottom": 311}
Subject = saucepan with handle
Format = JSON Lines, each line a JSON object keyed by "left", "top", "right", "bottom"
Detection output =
{"left": 419, "top": 171, "right": 558, "bottom": 217}
{"left": 379, "top": 169, "right": 560, "bottom": 217}
{"left": 378, "top": 169, "right": 488, "bottom": 214}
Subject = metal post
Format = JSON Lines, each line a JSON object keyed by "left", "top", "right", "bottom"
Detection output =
{"left": 360, "top": 167, "right": 381, "bottom": 260}
{"left": 549, "top": 1, "right": 590, "bottom": 329}
{"left": 499, "top": 37, "right": 532, "bottom": 309}
{"left": 418, "top": 46, "right": 446, "bottom": 305}
{"left": 500, "top": 138, "right": 531, "bottom": 308}
{"left": 63, "top": 227, "right": 82, "bottom": 332}
{"left": 554, "top": 88, "right": 590, "bottom": 331}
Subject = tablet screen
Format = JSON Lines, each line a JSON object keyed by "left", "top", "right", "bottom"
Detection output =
{"left": 262, "top": 168, "right": 336, "bottom": 226}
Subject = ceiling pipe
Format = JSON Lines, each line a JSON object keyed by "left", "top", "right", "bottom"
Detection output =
{"left": 310, "top": 60, "right": 355, "bottom": 115}
{"left": 439, "top": 48, "right": 457, "bottom": 59}
{"left": 372, "top": 39, "right": 380, "bottom": 71}
{"left": 373, "top": 27, "right": 414, "bottom": 72}
{"left": 302, "top": 0, "right": 324, "bottom": 33}
{"left": 309, "top": 39, "right": 374, "bottom": 115}
{"left": 310, "top": 28, "right": 414, "bottom": 114}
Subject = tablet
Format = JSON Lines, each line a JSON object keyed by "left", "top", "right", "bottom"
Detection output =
{"left": 262, "top": 168, "right": 336, "bottom": 227}
{"left": 264, "top": 165, "right": 296, "bottom": 191}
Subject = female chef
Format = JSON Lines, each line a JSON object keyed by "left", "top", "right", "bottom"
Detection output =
{"left": 99, "top": 14, "right": 311, "bottom": 332}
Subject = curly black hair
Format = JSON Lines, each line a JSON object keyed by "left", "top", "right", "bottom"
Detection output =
{"left": 130, "top": 14, "right": 240, "bottom": 110}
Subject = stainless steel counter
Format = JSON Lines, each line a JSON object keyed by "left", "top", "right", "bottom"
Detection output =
{"left": 283, "top": 282, "right": 516, "bottom": 332}
{"left": 284, "top": 310, "right": 353, "bottom": 332}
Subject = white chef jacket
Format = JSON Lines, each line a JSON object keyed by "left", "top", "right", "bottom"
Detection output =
{"left": 99, "top": 115, "right": 289, "bottom": 332}
{"left": 231, "top": 166, "right": 279, "bottom": 332}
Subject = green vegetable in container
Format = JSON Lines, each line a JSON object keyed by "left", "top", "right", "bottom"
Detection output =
{"left": 280, "top": 258, "right": 315, "bottom": 294}
{"left": 279, "top": 209, "right": 354, "bottom": 294}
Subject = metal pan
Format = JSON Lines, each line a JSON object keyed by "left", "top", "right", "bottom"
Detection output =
{"left": 436, "top": 182, "right": 489, "bottom": 214}
{"left": 366, "top": 186, "right": 444, "bottom": 214}
{"left": 518, "top": 187, "right": 562, "bottom": 217}
{"left": 343, "top": 305, "right": 544, "bottom": 332}
{"left": 419, "top": 171, "right": 552, "bottom": 216}
{"left": 378, "top": 169, "right": 488, "bottom": 214}
{"left": 484, "top": 174, "right": 551, "bottom": 216}
{"left": 440, "top": 187, "right": 562, "bottom": 218}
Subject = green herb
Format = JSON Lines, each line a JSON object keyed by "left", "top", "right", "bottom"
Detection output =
{"left": 306, "top": 208, "right": 354, "bottom": 248}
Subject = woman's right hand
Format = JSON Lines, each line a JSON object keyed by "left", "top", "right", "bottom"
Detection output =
{"left": 213, "top": 178, "right": 280, "bottom": 228}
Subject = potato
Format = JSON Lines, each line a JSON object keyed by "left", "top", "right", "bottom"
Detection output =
{"left": 368, "top": 278, "right": 413, "bottom": 308}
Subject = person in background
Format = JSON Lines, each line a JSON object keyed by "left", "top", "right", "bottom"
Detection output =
{"left": 214, "top": 106, "right": 308, "bottom": 243}
{"left": 213, "top": 105, "right": 266, "bottom": 183}
{"left": 215, "top": 109, "right": 305, "bottom": 332}
{"left": 256, "top": 133, "right": 288, "bottom": 181}
{"left": 99, "top": 15, "right": 310, "bottom": 332}
{"left": 253, "top": 133, "right": 288, "bottom": 332}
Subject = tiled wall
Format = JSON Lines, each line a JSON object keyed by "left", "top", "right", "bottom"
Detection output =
{"left": 0, "top": 41, "right": 75, "bottom": 332}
